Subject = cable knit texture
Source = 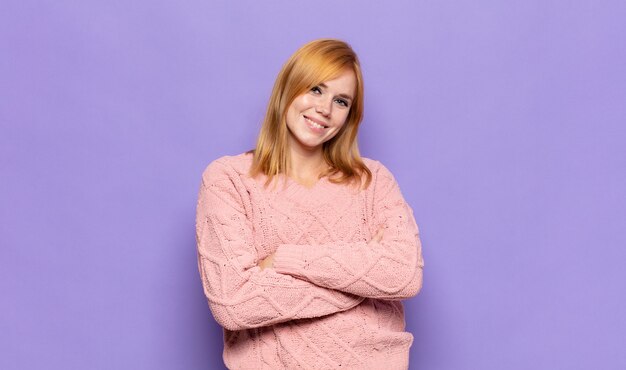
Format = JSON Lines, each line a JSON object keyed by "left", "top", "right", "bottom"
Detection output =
{"left": 196, "top": 152, "right": 424, "bottom": 369}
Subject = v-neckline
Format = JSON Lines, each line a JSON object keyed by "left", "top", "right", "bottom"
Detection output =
{"left": 278, "top": 175, "right": 331, "bottom": 208}
{"left": 286, "top": 174, "right": 328, "bottom": 190}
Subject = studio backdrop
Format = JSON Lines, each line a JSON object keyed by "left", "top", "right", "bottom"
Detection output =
{"left": 2, "top": 1, "right": 625, "bottom": 369}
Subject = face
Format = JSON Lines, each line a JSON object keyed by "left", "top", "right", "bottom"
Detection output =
{"left": 285, "top": 69, "right": 357, "bottom": 155}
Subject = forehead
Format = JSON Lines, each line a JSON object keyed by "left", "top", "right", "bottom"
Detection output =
{"left": 319, "top": 69, "right": 357, "bottom": 97}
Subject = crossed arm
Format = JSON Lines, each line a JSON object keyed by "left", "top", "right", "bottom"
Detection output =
{"left": 196, "top": 160, "right": 364, "bottom": 331}
{"left": 196, "top": 160, "right": 423, "bottom": 331}
{"left": 265, "top": 163, "right": 424, "bottom": 300}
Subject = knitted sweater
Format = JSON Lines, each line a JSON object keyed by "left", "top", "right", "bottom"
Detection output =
{"left": 195, "top": 152, "right": 424, "bottom": 369}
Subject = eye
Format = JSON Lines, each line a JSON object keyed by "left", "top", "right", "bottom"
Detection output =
{"left": 310, "top": 86, "right": 322, "bottom": 94}
{"left": 335, "top": 98, "right": 349, "bottom": 107}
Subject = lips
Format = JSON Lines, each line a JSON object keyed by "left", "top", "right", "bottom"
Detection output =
{"left": 303, "top": 115, "right": 328, "bottom": 130}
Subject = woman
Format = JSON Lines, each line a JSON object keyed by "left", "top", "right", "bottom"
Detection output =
{"left": 196, "top": 39, "right": 424, "bottom": 369}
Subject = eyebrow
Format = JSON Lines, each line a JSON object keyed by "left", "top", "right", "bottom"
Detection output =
{"left": 318, "top": 83, "right": 353, "bottom": 101}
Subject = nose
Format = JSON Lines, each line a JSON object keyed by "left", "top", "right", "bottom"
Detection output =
{"left": 315, "top": 97, "right": 332, "bottom": 117}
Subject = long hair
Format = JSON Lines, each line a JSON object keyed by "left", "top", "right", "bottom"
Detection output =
{"left": 249, "top": 38, "right": 372, "bottom": 189}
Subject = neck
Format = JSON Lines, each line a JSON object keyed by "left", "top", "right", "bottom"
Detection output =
{"left": 288, "top": 145, "right": 327, "bottom": 184}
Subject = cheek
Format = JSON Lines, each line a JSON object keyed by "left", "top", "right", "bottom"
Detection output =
{"left": 286, "top": 107, "right": 296, "bottom": 123}
{"left": 285, "top": 103, "right": 301, "bottom": 126}
{"left": 335, "top": 111, "right": 350, "bottom": 128}
{"left": 292, "top": 95, "right": 313, "bottom": 111}
{"left": 329, "top": 115, "right": 350, "bottom": 139}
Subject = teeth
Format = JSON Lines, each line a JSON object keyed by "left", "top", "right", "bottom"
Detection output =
{"left": 305, "top": 117, "right": 325, "bottom": 129}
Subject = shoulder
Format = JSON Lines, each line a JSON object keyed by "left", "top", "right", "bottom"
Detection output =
{"left": 359, "top": 159, "right": 410, "bottom": 210}
{"left": 360, "top": 157, "right": 397, "bottom": 186}
{"left": 200, "top": 152, "right": 254, "bottom": 185}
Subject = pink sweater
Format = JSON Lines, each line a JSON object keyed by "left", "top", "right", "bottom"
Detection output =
{"left": 195, "top": 152, "right": 424, "bottom": 369}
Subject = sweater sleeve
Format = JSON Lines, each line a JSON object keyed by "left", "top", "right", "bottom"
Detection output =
{"left": 196, "top": 159, "right": 364, "bottom": 331}
{"left": 272, "top": 162, "right": 424, "bottom": 300}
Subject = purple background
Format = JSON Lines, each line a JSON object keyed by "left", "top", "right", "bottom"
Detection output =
{"left": 2, "top": 1, "right": 625, "bottom": 369}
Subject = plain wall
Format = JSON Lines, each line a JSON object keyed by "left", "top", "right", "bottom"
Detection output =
{"left": 2, "top": 1, "right": 625, "bottom": 369}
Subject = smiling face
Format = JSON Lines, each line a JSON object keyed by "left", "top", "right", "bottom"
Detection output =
{"left": 285, "top": 69, "right": 357, "bottom": 156}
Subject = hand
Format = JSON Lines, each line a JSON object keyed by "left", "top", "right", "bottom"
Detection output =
{"left": 259, "top": 253, "right": 275, "bottom": 271}
{"left": 370, "top": 226, "right": 384, "bottom": 244}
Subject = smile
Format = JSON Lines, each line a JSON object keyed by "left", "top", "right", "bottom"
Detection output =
{"left": 304, "top": 115, "right": 328, "bottom": 130}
